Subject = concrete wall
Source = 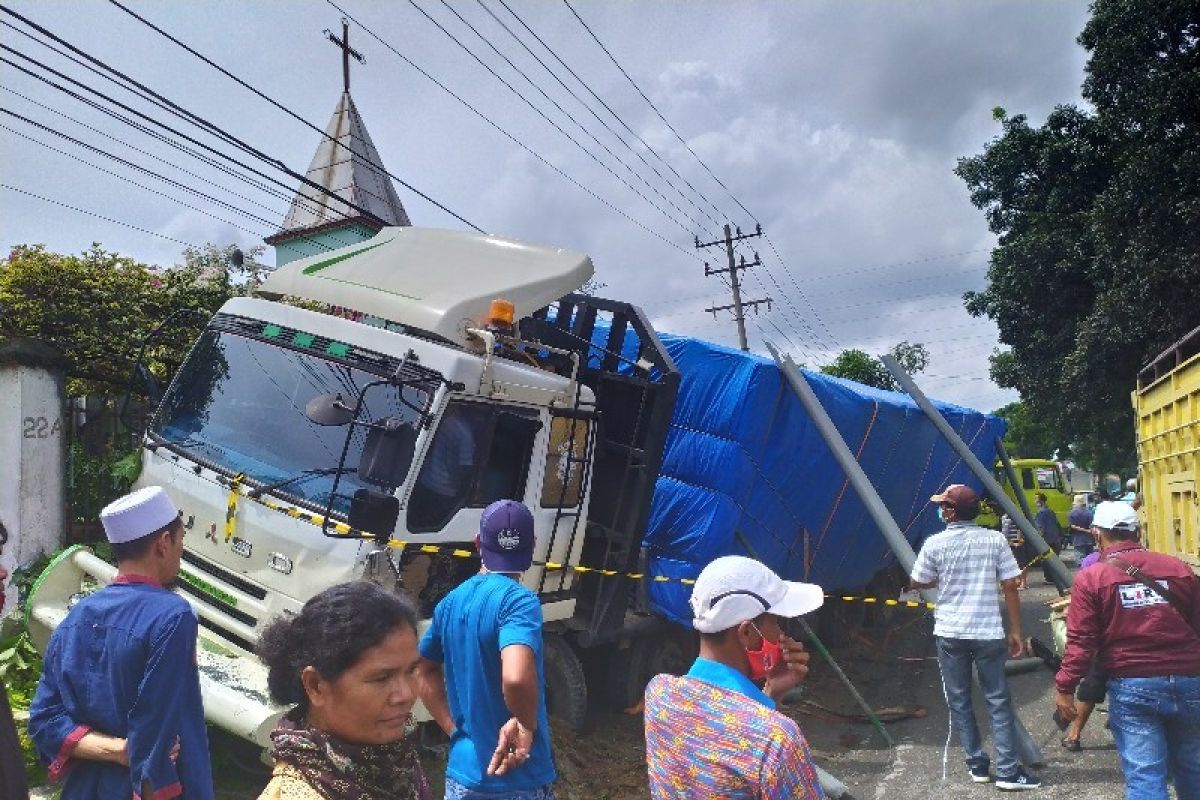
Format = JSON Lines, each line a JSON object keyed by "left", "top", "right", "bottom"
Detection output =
{"left": 0, "top": 341, "right": 67, "bottom": 611}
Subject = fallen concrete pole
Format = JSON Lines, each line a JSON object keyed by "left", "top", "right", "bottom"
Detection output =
{"left": 815, "top": 765, "right": 852, "bottom": 799}
{"left": 995, "top": 438, "right": 1037, "bottom": 525}
{"left": 768, "top": 344, "right": 1044, "bottom": 767}
{"left": 880, "top": 354, "right": 1072, "bottom": 594}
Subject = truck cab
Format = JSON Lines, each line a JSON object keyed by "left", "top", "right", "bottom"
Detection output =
{"left": 977, "top": 458, "right": 1072, "bottom": 530}
{"left": 27, "top": 227, "right": 680, "bottom": 745}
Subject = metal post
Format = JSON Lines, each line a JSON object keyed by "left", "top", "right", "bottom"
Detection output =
{"left": 766, "top": 343, "right": 931, "bottom": 599}
{"left": 880, "top": 355, "right": 1072, "bottom": 593}
{"left": 995, "top": 438, "right": 1035, "bottom": 524}
{"left": 769, "top": 344, "right": 1044, "bottom": 767}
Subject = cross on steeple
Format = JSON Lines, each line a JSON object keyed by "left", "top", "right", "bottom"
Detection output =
{"left": 324, "top": 18, "right": 364, "bottom": 93}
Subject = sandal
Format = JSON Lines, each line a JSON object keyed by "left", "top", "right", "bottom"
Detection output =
{"left": 1060, "top": 737, "right": 1082, "bottom": 752}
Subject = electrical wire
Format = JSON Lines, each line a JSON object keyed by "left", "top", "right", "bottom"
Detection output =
{"left": 0, "top": 48, "right": 376, "bottom": 252}
{"left": 2, "top": 183, "right": 200, "bottom": 248}
{"left": 474, "top": 0, "right": 722, "bottom": 230}
{"left": 492, "top": 0, "right": 727, "bottom": 225}
{"left": 0, "top": 117, "right": 271, "bottom": 238}
{"left": 325, "top": 0, "right": 704, "bottom": 263}
{"left": 0, "top": 7, "right": 399, "bottom": 235}
{"left": 407, "top": 0, "right": 702, "bottom": 238}
{"left": 99, "top": 0, "right": 484, "bottom": 233}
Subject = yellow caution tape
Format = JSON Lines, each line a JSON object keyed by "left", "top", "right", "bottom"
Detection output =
{"left": 223, "top": 482, "right": 933, "bottom": 608}
{"left": 223, "top": 473, "right": 244, "bottom": 543}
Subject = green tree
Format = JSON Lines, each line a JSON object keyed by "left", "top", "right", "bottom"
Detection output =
{"left": 955, "top": 0, "right": 1200, "bottom": 473}
{"left": 820, "top": 340, "right": 929, "bottom": 390}
{"left": 992, "top": 400, "right": 1067, "bottom": 460}
{"left": 0, "top": 243, "right": 258, "bottom": 395}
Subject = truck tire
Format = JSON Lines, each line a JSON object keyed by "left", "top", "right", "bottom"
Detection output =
{"left": 620, "top": 625, "right": 698, "bottom": 709}
{"left": 543, "top": 633, "right": 588, "bottom": 731}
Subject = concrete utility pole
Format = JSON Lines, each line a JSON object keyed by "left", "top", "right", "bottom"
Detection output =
{"left": 880, "top": 355, "right": 1073, "bottom": 592}
{"left": 696, "top": 223, "right": 770, "bottom": 352}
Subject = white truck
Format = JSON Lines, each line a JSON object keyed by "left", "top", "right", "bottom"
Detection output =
{"left": 28, "top": 226, "right": 683, "bottom": 745}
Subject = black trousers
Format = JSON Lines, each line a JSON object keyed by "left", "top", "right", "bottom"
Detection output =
{"left": 0, "top": 679, "right": 28, "bottom": 800}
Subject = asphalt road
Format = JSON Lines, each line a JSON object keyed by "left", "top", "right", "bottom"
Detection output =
{"left": 817, "top": 577, "right": 1165, "bottom": 800}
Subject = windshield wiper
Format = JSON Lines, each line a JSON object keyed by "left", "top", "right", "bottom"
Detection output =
{"left": 247, "top": 467, "right": 356, "bottom": 498}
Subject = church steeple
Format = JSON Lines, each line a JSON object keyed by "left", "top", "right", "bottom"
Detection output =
{"left": 265, "top": 19, "right": 411, "bottom": 267}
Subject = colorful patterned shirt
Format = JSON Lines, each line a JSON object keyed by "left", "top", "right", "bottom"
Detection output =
{"left": 644, "top": 658, "right": 824, "bottom": 799}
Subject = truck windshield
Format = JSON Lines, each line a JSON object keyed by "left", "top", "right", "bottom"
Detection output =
{"left": 151, "top": 330, "right": 429, "bottom": 514}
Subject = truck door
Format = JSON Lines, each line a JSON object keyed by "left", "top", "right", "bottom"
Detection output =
{"left": 402, "top": 399, "right": 543, "bottom": 600}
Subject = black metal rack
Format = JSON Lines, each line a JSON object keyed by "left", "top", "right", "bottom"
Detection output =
{"left": 527, "top": 294, "right": 680, "bottom": 645}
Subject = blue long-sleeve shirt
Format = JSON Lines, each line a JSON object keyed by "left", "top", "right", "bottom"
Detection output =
{"left": 29, "top": 576, "right": 214, "bottom": 800}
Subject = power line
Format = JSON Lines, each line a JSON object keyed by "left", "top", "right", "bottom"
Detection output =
{"left": 0, "top": 9, "right": 388, "bottom": 227}
{"left": 2, "top": 183, "right": 200, "bottom": 248}
{"left": 99, "top": 0, "right": 484, "bottom": 233}
{"left": 0, "top": 47, "right": 378, "bottom": 244}
{"left": 1, "top": 85, "right": 289, "bottom": 220}
{"left": 436, "top": 0, "right": 709, "bottom": 234}
{"left": 477, "top": 0, "right": 725, "bottom": 229}
{"left": 560, "top": 0, "right": 752, "bottom": 222}
{"left": 0, "top": 116, "right": 271, "bottom": 238}
{"left": 557, "top": 2, "right": 842, "bottom": 357}
{"left": 807, "top": 248, "right": 993, "bottom": 280}
{"left": 325, "top": 0, "right": 704, "bottom": 263}
{"left": 406, "top": 0, "right": 701, "bottom": 238}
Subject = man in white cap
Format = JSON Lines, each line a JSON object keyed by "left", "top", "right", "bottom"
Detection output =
{"left": 29, "top": 486, "right": 214, "bottom": 800}
{"left": 643, "top": 555, "right": 824, "bottom": 799}
{"left": 1055, "top": 501, "right": 1200, "bottom": 798}
{"left": 910, "top": 484, "right": 1039, "bottom": 790}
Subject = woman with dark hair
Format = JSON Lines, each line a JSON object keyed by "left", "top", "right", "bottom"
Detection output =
{"left": 256, "top": 581, "right": 430, "bottom": 800}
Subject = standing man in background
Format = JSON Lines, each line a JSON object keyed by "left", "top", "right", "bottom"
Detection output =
{"left": 416, "top": 499, "right": 556, "bottom": 800}
{"left": 911, "top": 484, "right": 1040, "bottom": 790}
{"left": 1068, "top": 495, "right": 1095, "bottom": 561}
{"left": 1034, "top": 492, "right": 1064, "bottom": 585}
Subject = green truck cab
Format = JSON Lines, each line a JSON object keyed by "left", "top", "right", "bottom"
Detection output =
{"left": 977, "top": 458, "right": 1072, "bottom": 531}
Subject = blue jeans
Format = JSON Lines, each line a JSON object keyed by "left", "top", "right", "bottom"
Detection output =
{"left": 935, "top": 636, "right": 1019, "bottom": 775}
{"left": 1108, "top": 675, "right": 1200, "bottom": 800}
{"left": 445, "top": 777, "right": 557, "bottom": 800}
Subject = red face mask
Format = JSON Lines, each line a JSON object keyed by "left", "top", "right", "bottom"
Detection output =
{"left": 744, "top": 622, "right": 782, "bottom": 681}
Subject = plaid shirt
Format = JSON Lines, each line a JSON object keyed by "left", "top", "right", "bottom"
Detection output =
{"left": 912, "top": 522, "right": 1021, "bottom": 639}
{"left": 644, "top": 659, "right": 824, "bottom": 799}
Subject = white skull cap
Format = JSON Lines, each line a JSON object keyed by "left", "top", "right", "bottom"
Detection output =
{"left": 100, "top": 486, "right": 179, "bottom": 544}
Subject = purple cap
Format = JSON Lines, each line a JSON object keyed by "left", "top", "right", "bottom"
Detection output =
{"left": 479, "top": 499, "right": 535, "bottom": 573}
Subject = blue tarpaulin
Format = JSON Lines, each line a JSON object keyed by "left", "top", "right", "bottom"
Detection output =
{"left": 637, "top": 333, "right": 1007, "bottom": 626}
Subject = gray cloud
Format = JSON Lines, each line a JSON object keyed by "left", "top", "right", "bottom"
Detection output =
{"left": 0, "top": 0, "right": 1092, "bottom": 411}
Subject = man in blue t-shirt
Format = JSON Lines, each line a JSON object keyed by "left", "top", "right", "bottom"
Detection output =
{"left": 416, "top": 499, "right": 556, "bottom": 800}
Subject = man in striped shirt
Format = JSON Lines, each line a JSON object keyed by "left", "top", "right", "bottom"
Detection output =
{"left": 911, "top": 484, "right": 1040, "bottom": 791}
{"left": 643, "top": 556, "right": 825, "bottom": 799}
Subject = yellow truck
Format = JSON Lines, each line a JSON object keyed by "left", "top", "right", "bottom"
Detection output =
{"left": 977, "top": 457, "right": 1072, "bottom": 531}
{"left": 1134, "top": 324, "right": 1200, "bottom": 571}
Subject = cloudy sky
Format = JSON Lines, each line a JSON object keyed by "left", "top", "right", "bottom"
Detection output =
{"left": 0, "top": 0, "right": 1091, "bottom": 410}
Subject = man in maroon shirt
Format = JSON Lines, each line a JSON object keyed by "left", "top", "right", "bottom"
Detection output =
{"left": 1054, "top": 501, "right": 1200, "bottom": 799}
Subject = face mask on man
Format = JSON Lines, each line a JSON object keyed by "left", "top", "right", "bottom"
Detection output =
{"left": 937, "top": 506, "right": 946, "bottom": 523}
{"left": 743, "top": 621, "right": 782, "bottom": 682}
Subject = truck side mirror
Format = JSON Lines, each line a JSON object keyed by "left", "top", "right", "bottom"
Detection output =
{"left": 305, "top": 393, "right": 357, "bottom": 426}
{"left": 359, "top": 421, "right": 417, "bottom": 487}
{"left": 348, "top": 489, "right": 399, "bottom": 541}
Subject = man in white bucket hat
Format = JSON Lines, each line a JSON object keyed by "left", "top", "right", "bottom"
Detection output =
{"left": 29, "top": 486, "right": 214, "bottom": 800}
{"left": 643, "top": 555, "right": 825, "bottom": 799}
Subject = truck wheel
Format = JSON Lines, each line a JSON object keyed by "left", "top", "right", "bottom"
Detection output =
{"left": 622, "top": 626, "right": 698, "bottom": 709}
{"left": 543, "top": 633, "right": 588, "bottom": 731}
